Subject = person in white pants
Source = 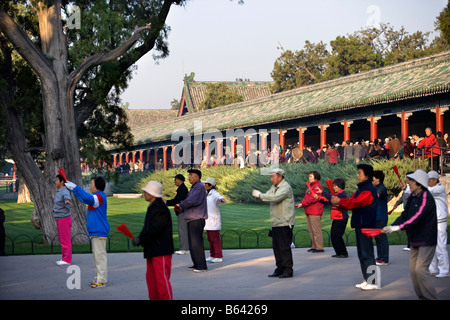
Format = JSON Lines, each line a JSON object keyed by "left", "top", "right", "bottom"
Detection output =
{"left": 427, "top": 171, "right": 449, "bottom": 278}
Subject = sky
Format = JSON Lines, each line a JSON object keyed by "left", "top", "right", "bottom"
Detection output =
{"left": 119, "top": 0, "right": 448, "bottom": 110}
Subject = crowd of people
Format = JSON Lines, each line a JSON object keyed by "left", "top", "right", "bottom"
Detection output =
{"left": 108, "top": 128, "right": 449, "bottom": 175}
{"left": 3, "top": 128, "right": 445, "bottom": 300}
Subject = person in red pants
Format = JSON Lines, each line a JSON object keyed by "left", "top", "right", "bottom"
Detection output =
{"left": 133, "top": 181, "right": 174, "bottom": 300}
{"left": 203, "top": 177, "right": 227, "bottom": 263}
{"left": 53, "top": 174, "right": 73, "bottom": 266}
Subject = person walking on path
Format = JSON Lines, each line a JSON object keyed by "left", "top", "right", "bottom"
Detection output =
{"left": 175, "top": 169, "right": 208, "bottom": 272}
{"left": 66, "top": 177, "right": 110, "bottom": 288}
{"left": 315, "top": 178, "right": 349, "bottom": 258}
{"left": 133, "top": 181, "right": 174, "bottom": 300}
{"left": 331, "top": 164, "right": 378, "bottom": 290}
{"left": 372, "top": 170, "right": 389, "bottom": 266}
{"left": 203, "top": 177, "right": 227, "bottom": 263}
{"left": 165, "top": 174, "right": 189, "bottom": 255}
{"left": 384, "top": 169, "right": 438, "bottom": 300}
{"left": 297, "top": 171, "right": 324, "bottom": 253}
{"left": 53, "top": 174, "right": 73, "bottom": 266}
{"left": 252, "top": 168, "right": 296, "bottom": 278}
{"left": 427, "top": 170, "right": 449, "bottom": 278}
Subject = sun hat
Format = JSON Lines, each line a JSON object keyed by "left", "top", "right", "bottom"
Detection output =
{"left": 406, "top": 169, "right": 429, "bottom": 188}
{"left": 428, "top": 170, "right": 440, "bottom": 180}
{"left": 202, "top": 177, "right": 217, "bottom": 186}
{"left": 141, "top": 181, "right": 163, "bottom": 198}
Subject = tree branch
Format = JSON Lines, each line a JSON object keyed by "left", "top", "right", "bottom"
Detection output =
{"left": 0, "top": 9, "right": 53, "bottom": 82}
{"left": 68, "top": 23, "right": 151, "bottom": 91}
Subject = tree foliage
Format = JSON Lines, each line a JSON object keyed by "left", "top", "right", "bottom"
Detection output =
{"left": 199, "top": 83, "right": 244, "bottom": 111}
{"left": 271, "top": 15, "right": 450, "bottom": 94}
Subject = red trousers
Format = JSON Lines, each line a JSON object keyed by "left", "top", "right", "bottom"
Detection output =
{"left": 56, "top": 216, "right": 72, "bottom": 263}
{"left": 146, "top": 255, "right": 173, "bottom": 300}
{"left": 207, "top": 230, "right": 223, "bottom": 258}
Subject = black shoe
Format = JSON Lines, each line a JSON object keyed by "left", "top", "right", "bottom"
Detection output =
{"left": 268, "top": 272, "right": 282, "bottom": 278}
{"left": 307, "top": 248, "right": 315, "bottom": 252}
{"left": 278, "top": 271, "right": 293, "bottom": 278}
{"left": 336, "top": 254, "right": 348, "bottom": 258}
{"left": 312, "top": 249, "right": 324, "bottom": 253}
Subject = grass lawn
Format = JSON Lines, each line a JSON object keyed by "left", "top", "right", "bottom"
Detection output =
{"left": 0, "top": 197, "right": 411, "bottom": 255}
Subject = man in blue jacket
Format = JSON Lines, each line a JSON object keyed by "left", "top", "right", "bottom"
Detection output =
{"left": 175, "top": 169, "right": 208, "bottom": 272}
{"left": 66, "top": 177, "right": 109, "bottom": 288}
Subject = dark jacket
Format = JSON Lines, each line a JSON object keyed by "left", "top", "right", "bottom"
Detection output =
{"left": 166, "top": 183, "right": 188, "bottom": 214}
{"left": 320, "top": 190, "right": 348, "bottom": 220}
{"left": 392, "top": 189, "right": 437, "bottom": 247}
{"left": 338, "top": 179, "right": 377, "bottom": 228}
{"left": 138, "top": 198, "right": 174, "bottom": 259}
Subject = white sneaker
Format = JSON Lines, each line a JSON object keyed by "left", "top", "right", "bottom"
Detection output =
{"left": 403, "top": 247, "right": 410, "bottom": 252}
{"left": 175, "top": 250, "right": 189, "bottom": 255}
{"left": 210, "top": 258, "right": 223, "bottom": 263}
{"left": 206, "top": 256, "right": 213, "bottom": 262}
{"left": 56, "top": 260, "right": 70, "bottom": 266}
{"left": 436, "top": 273, "right": 449, "bottom": 278}
{"left": 355, "top": 281, "right": 367, "bottom": 289}
{"left": 361, "top": 283, "right": 380, "bottom": 290}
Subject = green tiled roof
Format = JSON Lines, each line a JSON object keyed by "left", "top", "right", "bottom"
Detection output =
{"left": 183, "top": 81, "right": 273, "bottom": 113}
{"left": 121, "top": 51, "right": 450, "bottom": 148}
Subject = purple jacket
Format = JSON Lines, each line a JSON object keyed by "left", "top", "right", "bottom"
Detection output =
{"left": 180, "top": 180, "right": 208, "bottom": 222}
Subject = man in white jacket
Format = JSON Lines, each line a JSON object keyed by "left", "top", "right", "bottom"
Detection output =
{"left": 428, "top": 171, "right": 449, "bottom": 278}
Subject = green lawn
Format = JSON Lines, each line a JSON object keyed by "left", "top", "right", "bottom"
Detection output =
{"left": 0, "top": 197, "right": 411, "bottom": 255}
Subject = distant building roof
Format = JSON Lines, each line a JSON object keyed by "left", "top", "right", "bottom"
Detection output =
{"left": 126, "top": 109, "right": 177, "bottom": 130}
{"left": 116, "top": 51, "right": 450, "bottom": 149}
{"left": 179, "top": 81, "right": 273, "bottom": 115}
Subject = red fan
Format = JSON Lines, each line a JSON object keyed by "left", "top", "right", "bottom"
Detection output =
{"left": 58, "top": 168, "right": 68, "bottom": 182}
{"left": 325, "top": 179, "right": 335, "bottom": 196}
{"left": 388, "top": 208, "right": 394, "bottom": 215}
{"left": 116, "top": 223, "right": 134, "bottom": 239}
{"left": 392, "top": 165, "right": 402, "bottom": 181}
{"left": 361, "top": 228, "right": 384, "bottom": 237}
{"left": 306, "top": 181, "right": 328, "bottom": 202}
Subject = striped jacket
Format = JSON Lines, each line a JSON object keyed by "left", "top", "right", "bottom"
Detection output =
{"left": 392, "top": 189, "right": 437, "bottom": 247}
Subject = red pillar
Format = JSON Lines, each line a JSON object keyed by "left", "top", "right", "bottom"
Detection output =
{"left": 113, "top": 154, "right": 117, "bottom": 167}
{"left": 368, "top": 116, "right": 380, "bottom": 142}
{"left": 432, "top": 107, "right": 448, "bottom": 133}
{"left": 297, "top": 127, "right": 306, "bottom": 149}
{"left": 260, "top": 132, "right": 267, "bottom": 151}
{"left": 319, "top": 124, "right": 328, "bottom": 148}
{"left": 230, "top": 137, "right": 236, "bottom": 156}
{"left": 342, "top": 120, "right": 352, "bottom": 142}
{"left": 279, "top": 130, "right": 286, "bottom": 149}
{"left": 397, "top": 112, "right": 412, "bottom": 143}
{"left": 154, "top": 148, "right": 158, "bottom": 167}
{"left": 245, "top": 136, "right": 250, "bottom": 155}
{"left": 204, "top": 140, "right": 210, "bottom": 160}
{"left": 163, "top": 147, "right": 167, "bottom": 171}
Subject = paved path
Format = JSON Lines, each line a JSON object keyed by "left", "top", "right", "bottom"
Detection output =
{"left": 0, "top": 245, "right": 449, "bottom": 300}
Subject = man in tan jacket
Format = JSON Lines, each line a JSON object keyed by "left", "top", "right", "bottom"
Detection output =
{"left": 252, "top": 168, "right": 296, "bottom": 278}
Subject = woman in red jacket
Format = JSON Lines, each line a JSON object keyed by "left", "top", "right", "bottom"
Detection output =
{"left": 296, "top": 171, "right": 324, "bottom": 252}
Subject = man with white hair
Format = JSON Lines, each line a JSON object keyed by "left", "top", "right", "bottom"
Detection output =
{"left": 252, "top": 168, "right": 295, "bottom": 278}
{"left": 427, "top": 170, "right": 449, "bottom": 278}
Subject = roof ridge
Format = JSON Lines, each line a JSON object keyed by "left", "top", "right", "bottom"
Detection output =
{"left": 129, "top": 51, "right": 450, "bottom": 133}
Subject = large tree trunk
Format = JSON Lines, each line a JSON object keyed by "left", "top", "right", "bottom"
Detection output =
{"left": 0, "top": 0, "right": 155, "bottom": 244}
{"left": 1, "top": 1, "right": 88, "bottom": 244}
